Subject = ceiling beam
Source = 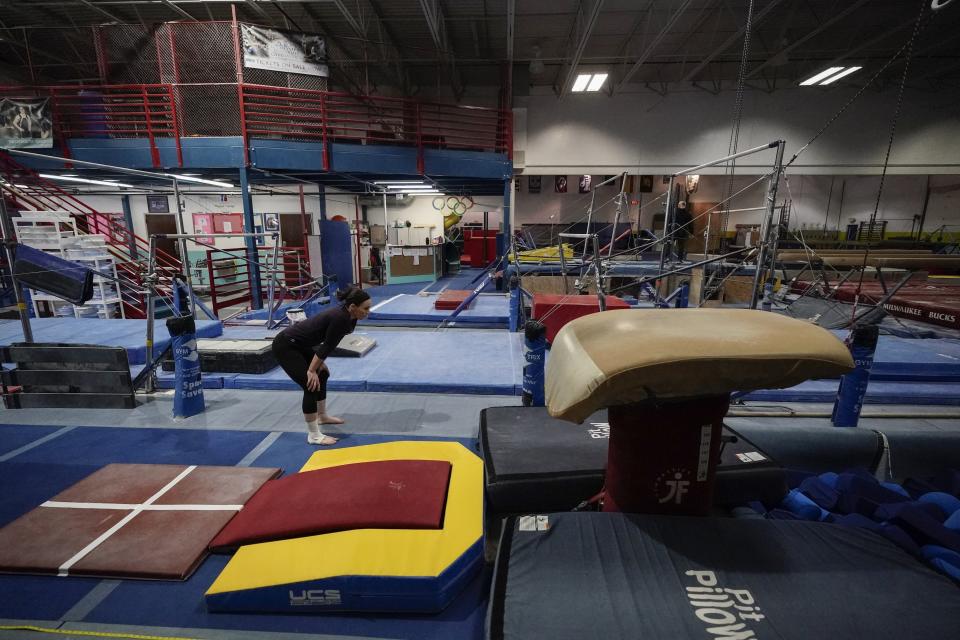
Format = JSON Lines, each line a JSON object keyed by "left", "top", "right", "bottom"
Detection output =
{"left": 615, "top": 0, "right": 693, "bottom": 93}
{"left": 299, "top": 2, "right": 369, "bottom": 96}
{"left": 559, "top": 0, "right": 605, "bottom": 98}
{"left": 419, "top": 0, "right": 463, "bottom": 98}
{"left": 333, "top": 0, "right": 410, "bottom": 92}
{"left": 75, "top": 0, "right": 125, "bottom": 23}
{"left": 159, "top": 0, "right": 198, "bottom": 21}
{"left": 682, "top": 0, "right": 789, "bottom": 82}
{"left": 746, "top": 0, "right": 871, "bottom": 79}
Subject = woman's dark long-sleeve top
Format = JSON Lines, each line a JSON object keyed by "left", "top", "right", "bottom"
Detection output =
{"left": 280, "top": 305, "right": 357, "bottom": 360}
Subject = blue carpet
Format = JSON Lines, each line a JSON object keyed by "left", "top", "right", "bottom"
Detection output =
{"left": 9, "top": 427, "right": 271, "bottom": 467}
{"left": 0, "top": 318, "right": 223, "bottom": 365}
{"left": 0, "top": 424, "right": 64, "bottom": 457}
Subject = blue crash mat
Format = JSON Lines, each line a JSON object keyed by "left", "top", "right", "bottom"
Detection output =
{"left": 368, "top": 294, "right": 508, "bottom": 325}
{"left": 0, "top": 318, "right": 223, "bottom": 365}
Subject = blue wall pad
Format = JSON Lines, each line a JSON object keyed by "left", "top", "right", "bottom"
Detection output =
{"left": 320, "top": 220, "right": 354, "bottom": 289}
{"left": 368, "top": 294, "right": 508, "bottom": 325}
{"left": 743, "top": 380, "right": 960, "bottom": 405}
{"left": 8, "top": 427, "right": 272, "bottom": 467}
{"left": 224, "top": 330, "right": 522, "bottom": 396}
{"left": 0, "top": 318, "right": 223, "bottom": 365}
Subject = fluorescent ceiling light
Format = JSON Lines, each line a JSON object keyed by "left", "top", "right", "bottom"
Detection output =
{"left": 401, "top": 191, "right": 442, "bottom": 195}
{"left": 587, "top": 73, "right": 608, "bottom": 92}
{"left": 385, "top": 184, "right": 435, "bottom": 189}
{"left": 166, "top": 174, "right": 233, "bottom": 189}
{"left": 800, "top": 66, "right": 845, "bottom": 86}
{"left": 39, "top": 173, "right": 134, "bottom": 189}
{"left": 374, "top": 180, "right": 425, "bottom": 185}
{"left": 819, "top": 66, "right": 862, "bottom": 85}
{"left": 571, "top": 74, "right": 591, "bottom": 92}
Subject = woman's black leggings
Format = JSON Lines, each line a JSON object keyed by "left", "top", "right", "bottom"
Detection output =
{"left": 272, "top": 335, "right": 330, "bottom": 413}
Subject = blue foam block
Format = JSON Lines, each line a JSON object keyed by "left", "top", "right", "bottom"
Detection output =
{"left": 919, "top": 492, "right": 960, "bottom": 519}
{"left": 922, "top": 545, "right": 960, "bottom": 581}
{"left": 781, "top": 488, "right": 832, "bottom": 521}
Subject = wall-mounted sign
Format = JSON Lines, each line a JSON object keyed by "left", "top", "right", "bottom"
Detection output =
{"left": 146, "top": 195, "right": 169, "bottom": 213}
{"left": 241, "top": 24, "right": 328, "bottom": 77}
{"left": 0, "top": 98, "right": 53, "bottom": 149}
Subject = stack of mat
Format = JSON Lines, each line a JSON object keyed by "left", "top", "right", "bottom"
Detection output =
{"left": 530, "top": 294, "right": 630, "bottom": 343}
{"left": 434, "top": 290, "right": 473, "bottom": 310}
{"left": 759, "top": 468, "right": 960, "bottom": 582}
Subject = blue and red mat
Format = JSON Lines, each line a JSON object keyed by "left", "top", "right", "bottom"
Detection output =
{"left": 0, "top": 424, "right": 486, "bottom": 638}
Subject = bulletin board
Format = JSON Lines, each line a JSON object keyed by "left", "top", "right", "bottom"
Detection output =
{"left": 192, "top": 213, "right": 214, "bottom": 245}
{"left": 213, "top": 213, "right": 245, "bottom": 235}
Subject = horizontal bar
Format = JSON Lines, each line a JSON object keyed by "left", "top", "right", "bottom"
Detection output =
{"left": 672, "top": 141, "right": 782, "bottom": 177}
{"left": 154, "top": 233, "right": 279, "bottom": 240}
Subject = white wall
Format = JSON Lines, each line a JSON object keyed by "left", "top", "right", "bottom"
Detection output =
{"left": 519, "top": 85, "right": 960, "bottom": 175}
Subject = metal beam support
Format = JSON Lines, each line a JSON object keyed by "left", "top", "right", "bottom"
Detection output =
{"left": 76, "top": 0, "right": 125, "bottom": 23}
{"left": 419, "top": 0, "right": 464, "bottom": 98}
{"left": 159, "top": 0, "right": 197, "bottom": 21}
{"left": 560, "top": 0, "right": 605, "bottom": 98}
{"left": 121, "top": 195, "right": 138, "bottom": 259}
{"left": 332, "top": 0, "right": 409, "bottom": 92}
{"left": 502, "top": 179, "right": 512, "bottom": 257}
{"left": 239, "top": 167, "right": 263, "bottom": 309}
{"left": 0, "top": 192, "right": 33, "bottom": 343}
{"left": 616, "top": 0, "right": 694, "bottom": 93}
{"left": 746, "top": 0, "right": 871, "bottom": 79}
{"left": 683, "top": 0, "right": 788, "bottom": 82}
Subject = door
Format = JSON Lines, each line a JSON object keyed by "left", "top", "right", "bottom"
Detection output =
{"left": 280, "top": 213, "right": 309, "bottom": 248}
{"left": 145, "top": 214, "right": 179, "bottom": 259}
{"left": 688, "top": 202, "right": 723, "bottom": 254}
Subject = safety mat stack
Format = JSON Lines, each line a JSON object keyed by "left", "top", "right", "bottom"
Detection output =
{"left": 487, "top": 512, "right": 960, "bottom": 640}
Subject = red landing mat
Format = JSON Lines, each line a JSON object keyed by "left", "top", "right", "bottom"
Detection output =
{"left": 435, "top": 290, "right": 474, "bottom": 310}
{"left": 209, "top": 459, "right": 452, "bottom": 552}
{"left": 0, "top": 464, "right": 279, "bottom": 580}
{"left": 532, "top": 294, "right": 631, "bottom": 343}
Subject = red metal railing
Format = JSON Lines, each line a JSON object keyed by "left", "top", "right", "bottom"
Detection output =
{"left": 206, "top": 246, "right": 309, "bottom": 317}
{"left": 239, "top": 83, "right": 512, "bottom": 172}
{"left": 0, "top": 83, "right": 511, "bottom": 174}
{"left": 0, "top": 152, "right": 183, "bottom": 318}
{"left": 0, "top": 84, "right": 182, "bottom": 168}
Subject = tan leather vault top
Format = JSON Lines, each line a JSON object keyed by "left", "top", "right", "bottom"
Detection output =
{"left": 545, "top": 308, "right": 854, "bottom": 423}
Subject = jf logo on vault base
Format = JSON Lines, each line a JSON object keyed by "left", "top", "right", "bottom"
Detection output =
{"left": 205, "top": 441, "right": 484, "bottom": 613}
{"left": 0, "top": 464, "right": 280, "bottom": 580}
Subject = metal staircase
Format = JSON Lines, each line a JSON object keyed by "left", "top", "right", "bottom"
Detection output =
{"left": 0, "top": 152, "right": 182, "bottom": 318}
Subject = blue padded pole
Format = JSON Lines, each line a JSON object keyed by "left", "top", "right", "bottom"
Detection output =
{"left": 239, "top": 167, "right": 263, "bottom": 309}
{"left": 509, "top": 275, "right": 520, "bottom": 332}
{"left": 522, "top": 320, "right": 546, "bottom": 406}
{"left": 832, "top": 324, "right": 879, "bottom": 428}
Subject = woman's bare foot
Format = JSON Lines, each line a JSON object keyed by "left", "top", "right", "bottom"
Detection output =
{"left": 319, "top": 414, "right": 344, "bottom": 425}
{"left": 307, "top": 433, "right": 339, "bottom": 445}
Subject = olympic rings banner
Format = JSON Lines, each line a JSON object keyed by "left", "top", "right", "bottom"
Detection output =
{"left": 0, "top": 97, "right": 53, "bottom": 149}
{"left": 241, "top": 24, "right": 329, "bottom": 78}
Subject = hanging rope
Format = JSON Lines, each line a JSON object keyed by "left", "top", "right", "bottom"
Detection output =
{"left": 717, "top": 0, "right": 756, "bottom": 244}
{"left": 853, "top": 0, "right": 930, "bottom": 317}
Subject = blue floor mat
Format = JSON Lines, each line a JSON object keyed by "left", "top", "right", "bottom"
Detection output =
{"left": 249, "top": 432, "right": 478, "bottom": 477}
{"left": 82, "top": 555, "right": 489, "bottom": 640}
{"left": 0, "top": 430, "right": 488, "bottom": 638}
{"left": 0, "top": 424, "right": 64, "bottom": 457}
{"left": 0, "top": 318, "right": 223, "bottom": 365}
{"left": 369, "top": 294, "right": 507, "bottom": 324}
{"left": 225, "top": 330, "right": 522, "bottom": 396}
{"left": 743, "top": 379, "right": 960, "bottom": 405}
{"left": 7, "top": 427, "right": 271, "bottom": 467}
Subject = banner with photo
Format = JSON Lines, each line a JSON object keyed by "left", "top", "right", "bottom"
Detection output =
{"left": 0, "top": 97, "right": 53, "bottom": 149}
{"left": 241, "top": 24, "right": 329, "bottom": 77}
{"left": 555, "top": 176, "right": 567, "bottom": 193}
{"left": 528, "top": 176, "right": 541, "bottom": 194}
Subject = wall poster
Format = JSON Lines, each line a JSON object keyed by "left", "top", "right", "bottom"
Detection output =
{"left": 0, "top": 97, "right": 53, "bottom": 148}
{"left": 241, "top": 24, "right": 329, "bottom": 77}
{"left": 554, "top": 175, "right": 567, "bottom": 193}
{"left": 192, "top": 213, "right": 214, "bottom": 246}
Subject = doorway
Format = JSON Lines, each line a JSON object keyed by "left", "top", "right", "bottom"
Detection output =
{"left": 145, "top": 214, "right": 179, "bottom": 259}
